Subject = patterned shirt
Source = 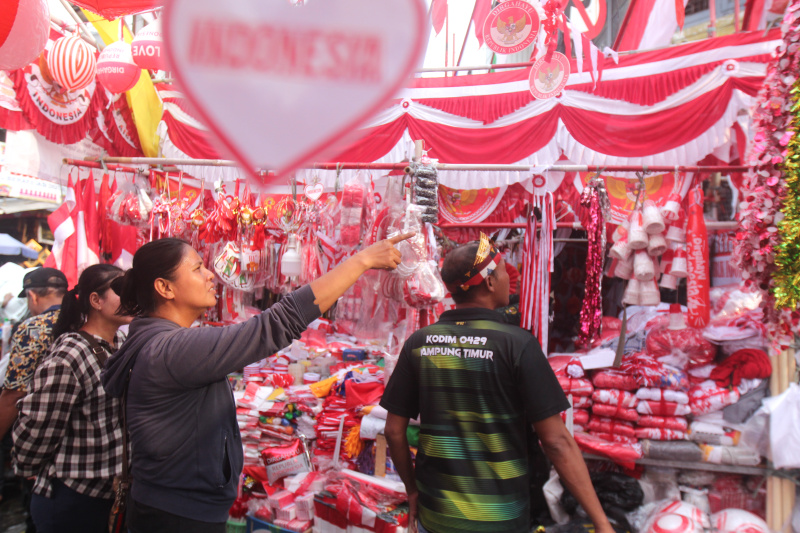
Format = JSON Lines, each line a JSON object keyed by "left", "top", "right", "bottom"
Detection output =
{"left": 14, "top": 331, "right": 126, "bottom": 499}
{"left": 3, "top": 307, "right": 60, "bottom": 392}
{"left": 381, "top": 308, "right": 569, "bottom": 533}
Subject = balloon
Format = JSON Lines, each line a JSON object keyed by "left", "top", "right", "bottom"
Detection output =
{"left": 97, "top": 41, "right": 140, "bottom": 93}
{"left": 131, "top": 19, "right": 164, "bottom": 71}
{"left": 686, "top": 186, "right": 710, "bottom": 328}
{"left": 47, "top": 35, "right": 97, "bottom": 92}
{"left": 0, "top": 0, "right": 49, "bottom": 71}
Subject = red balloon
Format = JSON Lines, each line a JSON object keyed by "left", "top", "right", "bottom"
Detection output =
{"left": 0, "top": 0, "right": 49, "bottom": 71}
{"left": 97, "top": 41, "right": 140, "bottom": 93}
{"left": 131, "top": 19, "right": 164, "bottom": 71}
{"left": 66, "top": 0, "right": 158, "bottom": 20}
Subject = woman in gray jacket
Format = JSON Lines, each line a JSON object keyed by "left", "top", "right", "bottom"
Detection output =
{"left": 102, "top": 235, "right": 410, "bottom": 533}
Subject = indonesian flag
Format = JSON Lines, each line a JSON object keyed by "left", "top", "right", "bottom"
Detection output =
{"left": 74, "top": 177, "right": 99, "bottom": 273}
{"left": 472, "top": 0, "right": 493, "bottom": 47}
{"left": 614, "top": 0, "right": 689, "bottom": 52}
{"left": 110, "top": 223, "right": 138, "bottom": 270}
{"left": 431, "top": 0, "right": 448, "bottom": 34}
{"left": 80, "top": 175, "right": 101, "bottom": 271}
{"left": 44, "top": 177, "right": 79, "bottom": 288}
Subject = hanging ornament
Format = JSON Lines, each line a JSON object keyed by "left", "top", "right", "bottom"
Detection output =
{"left": 96, "top": 40, "right": 140, "bottom": 94}
{"left": 47, "top": 34, "right": 97, "bottom": 92}
{"left": 686, "top": 186, "right": 710, "bottom": 328}
{"left": 577, "top": 176, "right": 610, "bottom": 348}
{"left": 529, "top": 51, "right": 570, "bottom": 100}
{"left": 482, "top": 0, "right": 540, "bottom": 55}
{"left": 131, "top": 18, "right": 164, "bottom": 71}
{"left": 0, "top": 0, "right": 49, "bottom": 71}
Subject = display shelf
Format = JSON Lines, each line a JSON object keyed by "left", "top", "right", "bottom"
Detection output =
{"left": 582, "top": 454, "right": 799, "bottom": 479}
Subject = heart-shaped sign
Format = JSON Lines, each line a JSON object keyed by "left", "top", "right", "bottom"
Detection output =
{"left": 305, "top": 183, "right": 324, "bottom": 201}
{"left": 162, "top": 0, "right": 428, "bottom": 180}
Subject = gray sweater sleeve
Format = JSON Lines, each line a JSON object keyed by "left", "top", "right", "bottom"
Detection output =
{"left": 154, "top": 285, "right": 320, "bottom": 388}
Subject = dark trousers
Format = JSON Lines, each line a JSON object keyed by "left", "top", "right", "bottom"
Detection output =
{"left": 30, "top": 480, "right": 112, "bottom": 533}
{"left": 21, "top": 477, "right": 37, "bottom": 533}
{"left": 128, "top": 498, "right": 226, "bottom": 533}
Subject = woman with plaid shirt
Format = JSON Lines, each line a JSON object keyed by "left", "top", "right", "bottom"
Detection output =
{"left": 13, "top": 265, "right": 132, "bottom": 533}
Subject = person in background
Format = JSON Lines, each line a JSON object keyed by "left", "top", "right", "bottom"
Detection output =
{"left": 102, "top": 235, "right": 411, "bottom": 533}
{"left": 381, "top": 235, "right": 614, "bottom": 533}
{"left": 14, "top": 265, "right": 130, "bottom": 533}
{"left": 0, "top": 267, "right": 67, "bottom": 533}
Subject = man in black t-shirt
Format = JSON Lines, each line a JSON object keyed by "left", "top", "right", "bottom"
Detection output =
{"left": 381, "top": 235, "right": 614, "bottom": 533}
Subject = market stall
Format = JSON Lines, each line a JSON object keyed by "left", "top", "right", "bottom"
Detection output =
{"left": 2, "top": 0, "right": 800, "bottom": 531}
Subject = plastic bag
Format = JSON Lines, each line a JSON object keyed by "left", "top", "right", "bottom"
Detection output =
{"left": 645, "top": 322, "right": 715, "bottom": 370}
{"left": 561, "top": 472, "right": 643, "bottom": 531}
{"left": 641, "top": 499, "right": 710, "bottom": 531}
{"left": 641, "top": 440, "right": 702, "bottom": 462}
{"left": 765, "top": 382, "right": 800, "bottom": 468}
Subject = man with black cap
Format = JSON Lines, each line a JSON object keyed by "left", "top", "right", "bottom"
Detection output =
{"left": 0, "top": 267, "right": 66, "bottom": 531}
{"left": 381, "top": 235, "right": 614, "bottom": 533}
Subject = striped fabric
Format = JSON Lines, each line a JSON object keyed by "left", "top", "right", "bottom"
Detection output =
{"left": 381, "top": 308, "right": 570, "bottom": 533}
{"left": 48, "top": 35, "right": 97, "bottom": 92}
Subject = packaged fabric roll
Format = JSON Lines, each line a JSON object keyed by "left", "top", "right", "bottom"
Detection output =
{"left": 689, "top": 381, "right": 740, "bottom": 415}
{"left": 561, "top": 409, "right": 590, "bottom": 426}
{"left": 637, "top": 400, "right": 692, "bottom": 416}
{"left": 635, "top": 427, "right": 688, "bottom": 441}
{"left": 549, "top": 355, "right": 585, "bottom": 378}
{"left": 641, "top": 440, "right": 703, "bottom": 462}
{"left": 592, "top": 402, "right": 640, "bottom": 423}
{"left": 700, "top": 444, "right": 761, "bottom": 466}
{"left": 558, "top": 376, "right": 594, "bottom": 396}
{"left": 573, "top": 432, "right": 643, "bottom": 466}
{"left": 587, "top": 417, "right": 636, "bottom": 438}
{"left": 591, "top": 369, "right": 638, "bottom": 391}
{"left": 589, "top": 432, "right": 638, "bottom": 444}
{"left": 261, "top": 439, "right": 312, "bottom": 484}
{"left": 636, "top": 388, "right": 689, "bottom": 405}
{"left": 638, "top": 415, "right": 689, "bottom": 432}
{"left": 592, "top": 389, "right": 638, "bottom": 407}
{"left": 688, "top": 421, "right": 740, "bottom": 446}
{"left": 572, "top": 395, "right": 592, "bottom": 409}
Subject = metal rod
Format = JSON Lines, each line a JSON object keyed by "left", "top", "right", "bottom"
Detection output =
{"left": 63, "top": 159, "right": 148, "bottom": 174}
{"left": 734, "top": 0, "right": 741, "bottom": 32}
{"left": 439, "top": 221, "right": 738, "bottom": 230}
{"left": 89, "top": 157, "right": 749, "bottom": 174}
{"left": 58, "top": 0, "right": 102, "bottom": 51}
{"left": 709, "top": 0, "right": 718, "bottom": 37}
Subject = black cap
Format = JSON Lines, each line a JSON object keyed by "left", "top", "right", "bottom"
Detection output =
{"left": 19, "top": 268, "right": 68, "bottom": 298}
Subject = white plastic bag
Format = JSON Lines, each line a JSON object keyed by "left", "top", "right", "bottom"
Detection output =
{"left": 766, "top": 383, "right": 800, "bottom": 469}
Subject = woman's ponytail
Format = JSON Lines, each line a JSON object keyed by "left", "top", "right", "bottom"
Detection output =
{"left": 52, "top": 264, "right": 124, "bottom": 339}
{"left": 53, "top": 287, "right": 82, "bottom": 339}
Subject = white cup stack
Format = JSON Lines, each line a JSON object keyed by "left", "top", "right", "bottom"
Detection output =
{"left": 670, "top": 248, "right": 689, "bottom": 278}
{"left": 622, "top": 279, "right": 642, "bottom": 306}
{"left": 660, "top": 193, "right": 682, "bottom": 222}
{"left": 647, "top": 232, "right": 667, "bottom": 257}
{"left": 640, "top": 280, "right": 661, "bottom": 306}
{"left": 628, "top": 211, "right": 649, "bottom": 250}
{"left": 610, "top": 237, "right": 632, "bottom": 261}
{"left": 642, "top": 199, "right": 666, "bottom": 234}
{"left": 659, "top": 273, "right": 678, "bottom": 290}
{"left": 634, "top": 251, "right": 656, "bottom": 281}
{"left": 615, "top": 255, "right": 634, "bottom": 280}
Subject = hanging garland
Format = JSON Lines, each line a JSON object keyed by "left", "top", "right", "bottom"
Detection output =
{"left": 577, "top": 176, "right": 610, "bottom": 348}
{"left": 733, "top": 0, "right": 800, "bottom": 348}
{"left": 773, "top": 80, "right": 800, "bottom": 309}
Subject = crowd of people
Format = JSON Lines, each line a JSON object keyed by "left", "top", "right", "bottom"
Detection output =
{"left": 0, "top": 235, "right": 611, "bottom": 533}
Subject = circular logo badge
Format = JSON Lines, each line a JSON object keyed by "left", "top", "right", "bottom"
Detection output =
{"left": 529, "top": 52, "right": 570, "bottom": 99}
{"left": 483, "top": 1, "right": 540, "bottom": 55}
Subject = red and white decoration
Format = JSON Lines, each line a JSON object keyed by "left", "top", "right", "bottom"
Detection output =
{"left": 131, "top": 18, "right": 164, "bottom": 71}
{"left": 161, "top": 0, "right": 428, "bottom": 180}
{"left": 96, "top": 41, "right": 140, "bottom": 94}
{"left": 0, "top": 0, "right": 49, "bottom": 71}
{"left": 154, "top": 30, "right": 777, "bottom": 189}
{"left": 482, "top": 0, "right": 540, "bottom": 55}
{"left": 66, "top": 0, "right": 157, "bottom": 20}
{"left": 47, "top": 34, "right": 97, "bottom": 92}
{"left": 529, "top": 51, "right": 570, "bottom": 99}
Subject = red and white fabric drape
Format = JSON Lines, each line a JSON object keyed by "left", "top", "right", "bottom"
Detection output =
{"left": 521, "top": 192, "right": 555, "bottom": 352}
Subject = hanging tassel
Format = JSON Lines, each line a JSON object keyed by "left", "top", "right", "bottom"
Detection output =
{"left": 577, "top": 177, "right": 610, "bottom": 348}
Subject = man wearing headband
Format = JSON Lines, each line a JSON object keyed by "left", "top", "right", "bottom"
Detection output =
{"left": 381, "top": 235, "right": 613, "bottom": 533}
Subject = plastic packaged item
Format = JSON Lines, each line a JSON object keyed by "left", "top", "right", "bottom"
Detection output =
{"left": 588, "top": 432, "right": 638, "bottom": 444}
{"left": 712, "top": 509, "right": 769, "bottom": 533}
{"left": 591, "top": 369, "right": 638, "bottom": 391}
{"left": 635, "top": 427, "right": 687, "bottom": 441}
{"left": 573, "top": 432, "right": 643, "bottom": 467}
{"left": 587, "top": 417, "right": 636, "bottom": 438}
{"left": 688, "top": 421, "right": 740, "bottom": 446}
{"left": 638, "top": 416, "right": 689, "bottom": 432}
{"left": 645, "top": 320, "right": 716, "bottom": 370}
{"left": 260, "top": 439, "right": 312, "bottom": 484}
{"left": 636, "top": 388, "right": 689, "bottom": 404}
{"left": 560, "top": 472, "right": 643, "bottom": 531}
{"left": 638, "top": 400, "right": 692, "bottom": 417}
{"left": 689, "top": 381, "right": 741, "bottom": 416}
{"left": 643, "top": 499, "right": 710, "bottom": 530}
{"left": 549, "top": 355, "right": 585, "bottom": 378}
{"left": 558, "top": 376, "right": 594, "bottom": 396}
{"left": 641, "top": 440, "right": 703, "bottom": 462}
{"left": 592, "top": 389, "right": 637, "bottom": 407}
{"left": 592, "top": 403, "right": 640, "bottom": 423}
{"left": 699, "top": 444, "right": 761, "bottom": 466}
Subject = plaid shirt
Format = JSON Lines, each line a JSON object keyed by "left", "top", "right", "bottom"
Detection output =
{"left": 13, "top": 331, "right": 125, "bottom": 499}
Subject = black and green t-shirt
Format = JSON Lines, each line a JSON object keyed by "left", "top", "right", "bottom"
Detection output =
{"left": 380, "top": 307, "right": 569, "bottom": 533}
